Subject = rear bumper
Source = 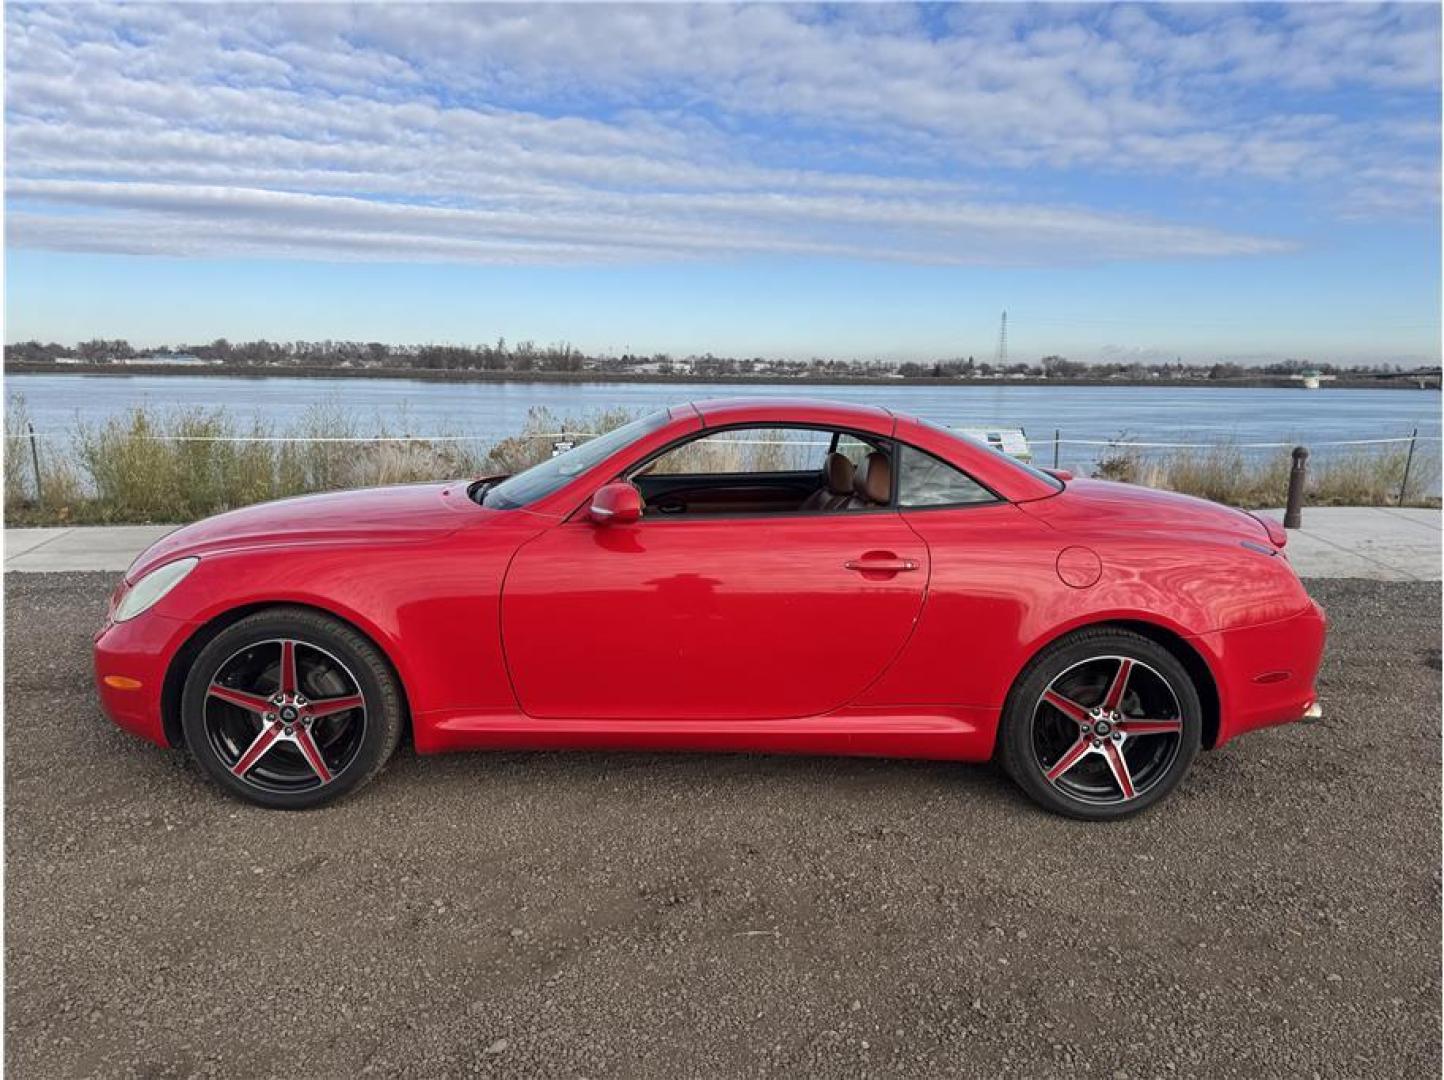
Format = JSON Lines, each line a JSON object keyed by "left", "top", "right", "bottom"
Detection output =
{"left": 1202, "top": 601, "right": 1327, "bottom": 748}
{"left": 93, "top": 613, "right": 195, "bottom": 748}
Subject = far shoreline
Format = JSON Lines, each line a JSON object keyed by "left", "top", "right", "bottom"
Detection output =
{"left": 4, "top": 361, "right": 1435, "bottom": 391}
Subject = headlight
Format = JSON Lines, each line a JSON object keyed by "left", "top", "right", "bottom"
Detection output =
{"left": 114, "top": 558, "right": 198, "bottom": 622}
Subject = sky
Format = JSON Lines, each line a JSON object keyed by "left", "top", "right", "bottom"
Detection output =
{"left": 4, "top": 2, "right": 1441, "bottom": 365}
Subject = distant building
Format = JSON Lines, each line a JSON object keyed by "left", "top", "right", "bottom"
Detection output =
{"left": 1292, "top": 368, "right": 1336, "bottom": 390}
{"left": 123, "top": 354, "right": 222, "bottom": 366}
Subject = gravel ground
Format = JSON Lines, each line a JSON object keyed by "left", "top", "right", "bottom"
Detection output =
{"left": 5, "top": 574, "right": 1440, "bottom": 1078}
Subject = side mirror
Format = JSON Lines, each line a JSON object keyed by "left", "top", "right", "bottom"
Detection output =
{"left": 588, "top": 482, "right": 643, "bottom": 525}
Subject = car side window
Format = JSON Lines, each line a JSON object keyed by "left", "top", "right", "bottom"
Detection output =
{"left": 626, "top": 425, "right": 898, "bottom": 519}
{"left": 897, "top": 444, "right": 996, "bottom": 507}
{"left": 642, "top": 426, "right": 833, "bottom": 475}
{"left": 834, "top": 433, "right": 874, "bottom": 468}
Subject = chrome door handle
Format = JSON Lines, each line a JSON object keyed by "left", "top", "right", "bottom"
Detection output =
{"left": 845, "top": 558, "right": 919, "bottom": 573}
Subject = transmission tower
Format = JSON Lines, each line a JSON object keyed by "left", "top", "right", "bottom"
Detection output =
{"left": 994, "top": 310, "right": 1008, "bottom": 367}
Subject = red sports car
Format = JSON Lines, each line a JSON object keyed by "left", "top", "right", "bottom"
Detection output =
{"left": 94, "top": 398, "right": 1325, "bottom": 819}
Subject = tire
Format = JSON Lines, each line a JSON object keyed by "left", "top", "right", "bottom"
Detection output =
{"left": 181, "top": 607, "right": 404, "bottom": 809}
{"left": 997, "top": 627, "right": 1202, "bottom": 821}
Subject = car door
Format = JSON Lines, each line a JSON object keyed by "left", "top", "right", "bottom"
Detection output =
{"left": 499, "top": 502, "right": 929, "bottom": 722}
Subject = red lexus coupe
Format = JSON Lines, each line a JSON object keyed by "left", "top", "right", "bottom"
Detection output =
{"left": 94, "top": 399, "right": 1325, "bottom": 819}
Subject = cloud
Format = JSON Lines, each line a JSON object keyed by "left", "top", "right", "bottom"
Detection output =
{"left": 4, "top": 3, "right": 1437, "bottom": 269}
{"left": 9, "top": 177, "right": 1291, "bottom": 265}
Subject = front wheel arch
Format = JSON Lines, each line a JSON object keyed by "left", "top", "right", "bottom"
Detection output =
{"left": 161, "top": 601, "right": 412, "bottom": 750}
{"left": 1001, "top": 618, "right": 1222, "bottom": 753}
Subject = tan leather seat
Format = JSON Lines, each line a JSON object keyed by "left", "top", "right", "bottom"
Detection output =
{"left": 846, "top": 451, "right": 892, "bottom": 508}
{"left": 800, "top": 452, "right": 856, "bottom": 511}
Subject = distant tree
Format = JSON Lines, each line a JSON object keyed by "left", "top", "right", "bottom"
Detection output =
{"left": 7, "top": 340, "right": 68, "bottom": 362}
{"left": 1041, "top": 355, "right": 1086, "bottom": 378}
{"left": 76, "top": 338, "right": 134, "bottom": 362}
{"left": 192, "top": 338, "right": 233, "bottom": 362}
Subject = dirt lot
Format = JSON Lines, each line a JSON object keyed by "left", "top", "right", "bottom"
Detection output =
{"left": 5, "top": 573, "right": 1440, "bottom": 1078}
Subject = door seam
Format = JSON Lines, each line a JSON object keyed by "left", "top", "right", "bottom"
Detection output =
{"left": 838, "top": 512, "right": 935, "bottom": 709}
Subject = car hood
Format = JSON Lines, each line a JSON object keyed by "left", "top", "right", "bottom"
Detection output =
{"left": 126, "top": 481, "right": 479, "bottom": 581}
{"left": 1020, "top": 477, "right": 1279, "bottom": 545}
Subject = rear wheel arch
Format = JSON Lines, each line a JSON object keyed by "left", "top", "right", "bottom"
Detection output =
{"left": 1004, "top": 618, "right": 1222, "bottom": 752}
{"left": 162, "top": 601, "right": 412, "bottom": 750}
{"left": 1108, "top": 620, "right": 1221, "bottom": 750}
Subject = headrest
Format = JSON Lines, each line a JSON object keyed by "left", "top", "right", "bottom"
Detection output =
{"left": 854, "top": 451, "right": 891, "bottom": 504}
{"left": 823, "top": 452, "right": 855, "bottom": 495}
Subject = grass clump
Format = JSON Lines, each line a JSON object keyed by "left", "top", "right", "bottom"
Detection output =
{"left": 482, "top": 406, "right": 638, "bottom": 475}
{"left": 2, "top": 397, "right": 630, "bottom": 525}
{"left": 77, "top": 407, "right": 270, "bottom": 523}
{"left": 1088, "top": 438, "right": 1438, "bottom": 509}
{"left": 4, "top": 395, "right": 86, "bottom": 521}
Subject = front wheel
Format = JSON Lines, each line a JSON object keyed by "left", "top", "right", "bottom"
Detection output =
{"left": 998, "top": 628, "right": 1202, "bottom": 820}
{"left": 180, "top": 607, "right": 404, "bottom": 809}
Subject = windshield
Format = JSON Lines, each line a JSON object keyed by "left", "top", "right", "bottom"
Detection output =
{"left": 480, "top": 410, "right": 672, "bottom": 509}
{"left": 919, "top": 419, "right": 1064, "bottom": 491}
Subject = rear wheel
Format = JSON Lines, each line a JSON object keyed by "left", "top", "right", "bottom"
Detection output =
{"left": 998, "top": 628, "right": 1202, "bottom": 820}
{"left": 181, "top": 608, "right": 403, "bottom": 809}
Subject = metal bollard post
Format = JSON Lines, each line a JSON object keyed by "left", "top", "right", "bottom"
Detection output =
{"left": 27, "top": 422, "right": 43, "bottom": 504}
{"left": 1053, "top": 428, "right": 1060, "bottom": 470}
{"left": 1397, "top": 427, "right": 1418, "bottom": 506}
{"left": 1283, "top": 445, "right": 1308, "bottom": 529}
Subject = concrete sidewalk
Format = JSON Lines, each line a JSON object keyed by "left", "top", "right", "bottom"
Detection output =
{"left": 5, "top": 525, "right": 175, "bottom": 573}
{"left": 1257, "top": 506, "right": 1440, "bottom": 581}
{"left": 3, "top": 507, "right": 1440, "bottom": 579}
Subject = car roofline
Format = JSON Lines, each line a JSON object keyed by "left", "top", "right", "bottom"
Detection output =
{"left": 686, "top": 397, "right": 894, "bottom": 431}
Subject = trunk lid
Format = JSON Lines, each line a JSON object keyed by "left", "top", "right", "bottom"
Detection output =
{"left": 1020, "top": 477, "right": 1280, "bottom": 546}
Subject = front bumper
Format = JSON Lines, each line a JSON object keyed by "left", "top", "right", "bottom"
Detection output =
{"left": 1201, "top": 601, "right": 1328, "bottom": 748}
{"left": 93, "top": 612, "right": 196, "bottom": 748}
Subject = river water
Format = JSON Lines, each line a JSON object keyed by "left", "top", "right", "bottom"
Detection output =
{"left": 7, "top": 372, "right": 1440, "bottom": 473}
